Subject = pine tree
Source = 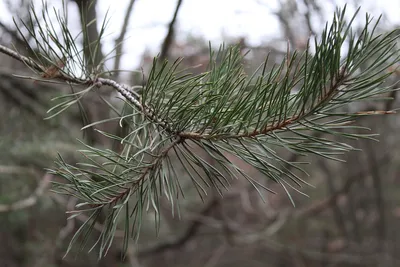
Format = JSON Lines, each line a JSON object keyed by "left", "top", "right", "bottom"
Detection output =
{"left": 0, "top": 3, "right": 398, "bottom": 258}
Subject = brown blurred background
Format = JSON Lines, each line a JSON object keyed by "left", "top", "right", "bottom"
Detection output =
{"left": 0, "top": 0, "right": 400, "bottom": 266}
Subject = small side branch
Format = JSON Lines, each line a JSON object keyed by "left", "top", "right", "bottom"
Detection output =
{"left": 0, "top": 43, "right": 174, "bottom": 134}
{"left": 0, "top": 44, "right": 43, "bottom": 73}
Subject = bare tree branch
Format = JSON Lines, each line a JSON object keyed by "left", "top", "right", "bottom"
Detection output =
{"left": 274, "top": 0, "right": 297, "bottom": 49}
{"left": 0, "top": 44, "right": 43, "bottom": 73}
{"left": 301, "top": 0, "right": 317, "bottom": 36}
{"left": 297, "top": 154, "right": 390, "bottom": 218}
{"left": 73, "top": 0, "right": 104, "bottom": 68}
{"left": 159, "top": 0, "right": 184, "bottom": 60}
{"left": 112, "top": 0, "right": 137, "bottom": 78}
{"left": 137, "top": 196, "right": 218, "bottom": 256}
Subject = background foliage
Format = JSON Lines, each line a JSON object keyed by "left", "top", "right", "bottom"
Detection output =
{"left": 0, "top": 1, "right": 400, "bottom": 267}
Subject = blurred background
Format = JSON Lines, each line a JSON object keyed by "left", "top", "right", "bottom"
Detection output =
{"left": 0, "top": 0, "right": 400, "bottom": 266}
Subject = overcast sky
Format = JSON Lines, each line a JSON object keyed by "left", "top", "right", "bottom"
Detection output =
{"left": 1, "top": 0, "right": 399, "bottom": 71}
{"left": 98, "top": 0, "right": 400, "bottom": 70}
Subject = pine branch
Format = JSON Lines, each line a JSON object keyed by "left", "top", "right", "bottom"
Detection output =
{"left": 0, "top": 2, "right": 399, "bottom": 258}
{"left": 0, "top": 44, "right": 173, "bottom": 131}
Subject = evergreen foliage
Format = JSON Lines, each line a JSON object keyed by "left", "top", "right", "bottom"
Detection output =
{"left": 0, "top": 2, "right": 398, "bottom": 258}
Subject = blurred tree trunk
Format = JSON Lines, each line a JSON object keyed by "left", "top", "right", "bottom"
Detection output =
{"left": 73, "top": 0, "right": 104, "bottom": 69}
{"left": 71, "top": 1, "right": 120, "bottom": 265}
{"left": 72, "top": 0, "right": 114, "bottom": 148}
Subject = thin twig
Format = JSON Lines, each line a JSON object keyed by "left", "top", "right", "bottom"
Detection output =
{"left": 0, "top": 44, "right": 44, "bottom": 73}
